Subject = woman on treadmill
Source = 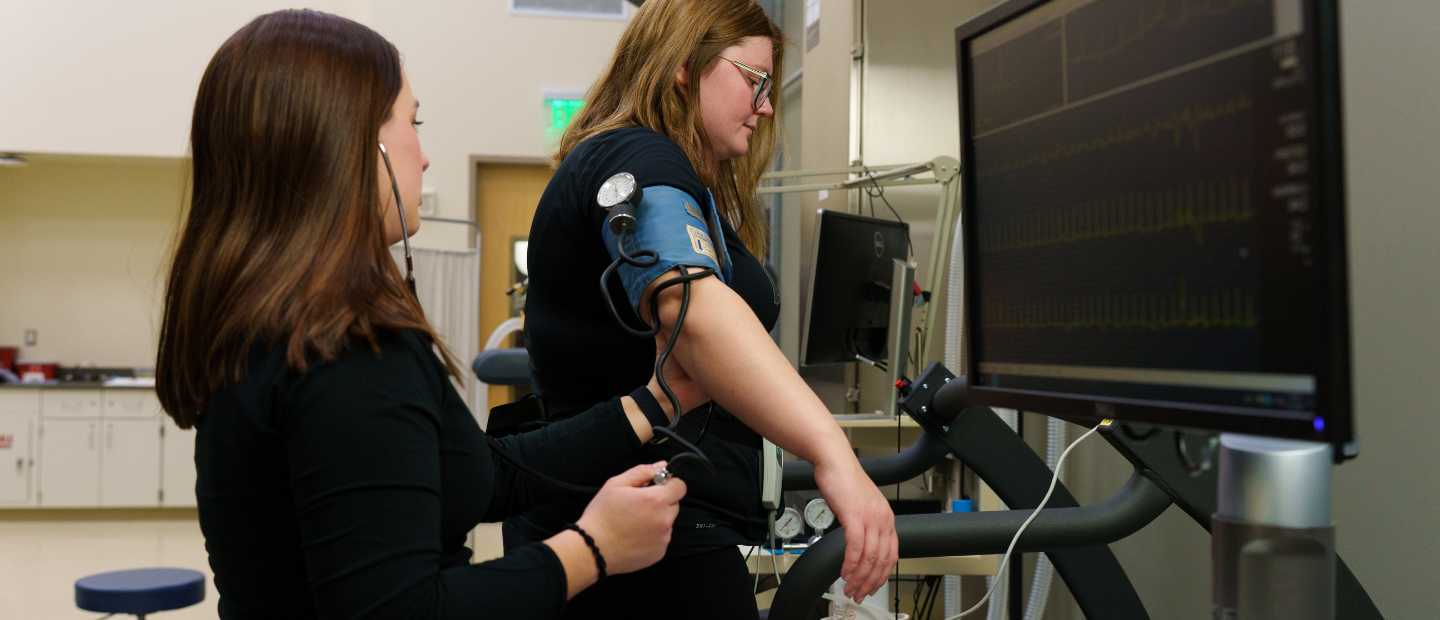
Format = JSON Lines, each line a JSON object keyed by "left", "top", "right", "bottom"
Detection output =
{"left": 519, "top": 0, "right": 898, "bottom": 617}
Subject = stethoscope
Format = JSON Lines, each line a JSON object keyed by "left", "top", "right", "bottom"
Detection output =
{"left": 379, "top": 143, "right": 710, "bottom": 489}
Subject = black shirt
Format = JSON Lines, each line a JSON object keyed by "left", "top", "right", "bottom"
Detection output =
{"left": 523, "top": 127, "right": 781, "bottom": 552}
{"left": 195, "top": 329, "right": 644, "bottom": 619}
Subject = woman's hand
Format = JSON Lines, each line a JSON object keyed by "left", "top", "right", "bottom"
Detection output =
{"left": 548, "top": 462, "right": 686, "bottom": 598}
{"left": 813, "top": 454, "right": 898, "bottom": 600}
{"left": 578, "top": 461, "right": 687, "bottom": 574}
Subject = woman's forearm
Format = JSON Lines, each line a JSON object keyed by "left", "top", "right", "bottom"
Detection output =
{"left": 642, "top": 270, "right": 899, "bottom": 599}
{"left": 543, "top": 530, "right": 599, "bottom": 599}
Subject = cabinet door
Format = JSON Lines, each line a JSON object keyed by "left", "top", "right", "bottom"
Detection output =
{"left": 161, "top": 416, "right": 197, "bottom": 507}
{"left": 100, "top": 420, "right": 162, "bottom": 507}
{"left": 0, "top": 413, "right": 35, "bottom": 506}
{"left": 38, "top": 420, "right": 101, "bottom": 507}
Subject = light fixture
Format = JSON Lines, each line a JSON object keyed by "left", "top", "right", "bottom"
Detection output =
{"left": 0, "top": 153, "right": 27, "bottom": 167}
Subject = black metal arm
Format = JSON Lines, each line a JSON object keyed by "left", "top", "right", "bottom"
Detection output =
{"left": 781, "top": 429, "right": 951, "bottom": 491}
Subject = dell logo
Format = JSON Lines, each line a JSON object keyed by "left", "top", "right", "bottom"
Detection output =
{"left": 873, "top": 231, "right": 885, "bottom": 257}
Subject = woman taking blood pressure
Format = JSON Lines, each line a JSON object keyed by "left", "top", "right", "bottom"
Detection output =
{"left": 520, "top": 0, "right": 898, "bottom": 617}
{"left": 155, "top": 10, "right": 700, "bottom": 619}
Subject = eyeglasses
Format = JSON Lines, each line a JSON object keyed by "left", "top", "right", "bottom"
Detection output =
{"left": 718, "top": 56, "right": 772, "bottom": 112}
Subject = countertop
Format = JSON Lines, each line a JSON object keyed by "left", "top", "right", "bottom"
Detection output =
{"left": 0, "top": 380, "right": 155, "bottom": 390}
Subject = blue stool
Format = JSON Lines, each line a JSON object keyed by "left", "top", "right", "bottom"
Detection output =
{"left": 75, "top": 568, "right": 206, "bottom": 619}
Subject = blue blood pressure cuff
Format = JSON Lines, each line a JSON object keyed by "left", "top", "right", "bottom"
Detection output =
{"left": 601, "top": 185, "right": 733, "bottom": 314}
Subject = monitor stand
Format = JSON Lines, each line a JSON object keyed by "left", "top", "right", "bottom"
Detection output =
{"left": 883, "top": 258, "right": 915, "bottom": 419}
{"left": 1212, "top": 435, "right": 1336, "bottom": 620}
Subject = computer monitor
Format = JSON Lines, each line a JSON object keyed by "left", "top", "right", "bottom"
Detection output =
{"left": 801, "top": 210, "right": 911, "bottom": 367}
{"left": 956, "top": 0, "right": 1351, "bottom": 448}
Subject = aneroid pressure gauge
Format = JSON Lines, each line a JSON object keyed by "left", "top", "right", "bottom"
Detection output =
{"left": 773, "top": 507, "right": 803, "bottom": 543}
{"left": 597, "top": 172, "right": 642, "bottom": 235}
{"left": 804, "top": 499, "right": 835, "bottom": 544}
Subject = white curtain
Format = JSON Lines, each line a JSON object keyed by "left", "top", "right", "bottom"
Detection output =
{"left": 391, "top": 244, "right": 483, "bottom": 424}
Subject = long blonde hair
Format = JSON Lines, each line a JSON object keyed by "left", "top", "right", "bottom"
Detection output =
{"left": 554, "top": 0, "right": 784, "bottom": 258}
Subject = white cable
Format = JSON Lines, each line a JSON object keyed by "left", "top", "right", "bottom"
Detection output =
{"left": 772, "top": 548, "right": 783, "bottom": 585}
{"left": 751, "top": 546, "right": 762, "bottom": 595}
{"left": 943, "top": 422, "right": 1105, "bottom": 620}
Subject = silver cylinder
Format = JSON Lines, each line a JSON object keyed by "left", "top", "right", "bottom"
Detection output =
{"left": 1213, "top": 434, "right": 1336, "bottom": 620}
{"left": 1216, "top": 434, "right": 1332, "bottom": 527}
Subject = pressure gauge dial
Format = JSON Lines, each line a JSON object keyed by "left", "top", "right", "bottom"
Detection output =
{"left": 804, "top": 499, "right": 835, "bottom": 532}
{"left": 773, "top": 507, "right": 803, "bottom": 541}
{"left": 597, "top": 172, "right": 639, "bottom": 208}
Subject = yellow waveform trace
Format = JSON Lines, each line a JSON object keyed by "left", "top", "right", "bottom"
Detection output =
{"left": 981, "top": 277, "right": 1258, "bottom": 332}
{"left": 980, "top": 177, "right": 1253, "bottom": 253}
{"left": 977, "top": 93, "right": 1253, "bottom": 179}
{"left": 1067, "top": 0, "right": 1269, "bottom": 67}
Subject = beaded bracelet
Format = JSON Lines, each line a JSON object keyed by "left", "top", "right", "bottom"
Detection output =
{"left": 563, "top": 522, "right": 607, "bottom": 582}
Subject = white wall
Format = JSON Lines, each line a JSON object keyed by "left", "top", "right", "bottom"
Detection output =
{"left": 368, "top": 0, "right": 631, "bottom": 250}
{"left": 0, "top": 1, "right": 631, "bottom": 250}
{"left": 1331, "top": 1, "right": 1440, "bottom": 617}
{"left": 0, "top": 155, "right": 184, "bottom": 368}
{"left": 0, "top": 1, "right": 631, "bottom": 367}
{"left": 0, "top": 0, "right": 363, "bottom": 159}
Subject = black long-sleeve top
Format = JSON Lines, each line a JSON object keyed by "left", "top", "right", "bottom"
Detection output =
{"left": 194, "top": 329, "right": 643, "bottom": 619}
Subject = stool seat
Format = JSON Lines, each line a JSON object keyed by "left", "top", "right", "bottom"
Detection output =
{"left": 76, "top": 568, "right": 205, "bottom": 616}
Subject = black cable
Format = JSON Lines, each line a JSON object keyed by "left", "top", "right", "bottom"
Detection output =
{"left": 485, "top": 434, "right": 600, "bottom": 495}
{"left": 694, "top": 402, "right": 716, "bottom": 447}
{"left": 490, "top": 202, "right": 718, "bottom": 496}
{"left": 861, "top": 166, "right": 914, "bottom": 258}
{"left": 599, "top": 228, "right": 715, "bottom": 477}
{"left": 894, "top": 410, "right": 901, "bottom": 615}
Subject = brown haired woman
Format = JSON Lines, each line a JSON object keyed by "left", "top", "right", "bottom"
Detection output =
{"left": 520, "top": 0, "right": 898, "bottom": 617}
{"left": 156, "top": 10, "right": 706, "bottom": 619}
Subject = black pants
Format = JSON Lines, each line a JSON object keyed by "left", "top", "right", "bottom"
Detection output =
{"left": 561, "top": 546, "right": 760, "bottom": 620}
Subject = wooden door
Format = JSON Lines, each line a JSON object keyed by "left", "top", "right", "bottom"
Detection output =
{"left": 475, "top": 162, "right": 553, "bottom": 408}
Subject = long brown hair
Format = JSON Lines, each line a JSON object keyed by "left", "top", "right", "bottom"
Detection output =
{"left": 554, "top": 0, "right": 784, "bottom": 258}
{"left": 157, "top": 9, "right": 459, "bottom": 428}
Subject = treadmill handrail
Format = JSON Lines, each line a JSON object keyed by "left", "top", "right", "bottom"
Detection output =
{"left": 781, "top": 428, "right": 951, "bottom": 491}
{"left": 766, "top": 470, "right": 1173, "bottom": 620}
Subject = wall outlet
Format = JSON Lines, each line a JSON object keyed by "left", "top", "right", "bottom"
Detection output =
{"left": 419, "top": 189, "right": 437, "bottom": 216}
{"left": 24, "top": 329, "right": 36, "bottom": 346}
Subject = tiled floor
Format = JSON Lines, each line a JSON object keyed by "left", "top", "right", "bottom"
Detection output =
{"left": 0, "top": 516, "right": 217, "bottom": 619}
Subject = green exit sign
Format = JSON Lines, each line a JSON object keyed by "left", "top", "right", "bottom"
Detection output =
{"left": 548, "top": 99, "right": 585, "bottom": 131}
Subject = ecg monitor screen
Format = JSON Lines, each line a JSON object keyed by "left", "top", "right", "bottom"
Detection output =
{"left": 957, "top": 0, "right": 1350, "bottom": 445}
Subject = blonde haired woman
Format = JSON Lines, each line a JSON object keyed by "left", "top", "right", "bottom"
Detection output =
{"left": 519, "top": 0, "right": 898, "bottom": 617}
